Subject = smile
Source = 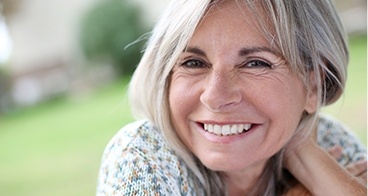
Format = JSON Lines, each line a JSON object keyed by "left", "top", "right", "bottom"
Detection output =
{"left": 203, "top": 123, "right": 252, "bottom": 136}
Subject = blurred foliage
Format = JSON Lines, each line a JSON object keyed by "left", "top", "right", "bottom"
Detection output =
{"left": 0, "top": 68, "right": 11, "bottom": 114}
{"left": 0, "top": 0, "right": 21, "bottom": 17}
{"left": 79, "top": 0, "right": 148, "bottom": 76}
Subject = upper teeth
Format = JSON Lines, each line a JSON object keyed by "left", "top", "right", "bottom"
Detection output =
{"left": 204, "top": 123, "right": 252, "bottom": 136}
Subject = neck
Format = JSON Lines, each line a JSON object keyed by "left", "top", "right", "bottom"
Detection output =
{"left": 223, "top": 160, "right": 267, "bottom": 196}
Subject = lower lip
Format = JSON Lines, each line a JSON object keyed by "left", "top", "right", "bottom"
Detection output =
{"left": 196, "top": 123, "right": 258, "bottom": 144}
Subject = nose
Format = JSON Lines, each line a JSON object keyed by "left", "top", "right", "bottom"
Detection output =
{"left": 200, "top": 71, "right": 242, "bottom": 112}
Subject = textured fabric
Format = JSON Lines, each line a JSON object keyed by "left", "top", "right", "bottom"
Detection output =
{"left": 317, "top": 115, "right": 366, "bottom": 166}
{"left": 97, "top": 116, "right": 366, "bottom": 195}
{"left": 97, "top": 120, "right": 203, "bottom": 196}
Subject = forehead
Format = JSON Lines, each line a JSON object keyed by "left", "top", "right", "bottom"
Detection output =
{"left": 203, "top": 1, "right": 255, "bottom": 28}
{"left": 188, "top": 0, "right": 272, "bottom": 52}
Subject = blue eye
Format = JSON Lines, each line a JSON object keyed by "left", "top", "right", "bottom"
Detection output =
{"left": 181, "top": 59, "right": 207, "bottom": 68}
{"left": 244, "top": 60, "right": 272, "bottom": 68}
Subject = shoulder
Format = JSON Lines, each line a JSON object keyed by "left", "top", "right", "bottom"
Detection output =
{"left": 97, "top": 120, "right": 200, "bottom": 195}
{"left": 317, "top": 114, "right": 367, "bottom": 165}
{"left": 99, "top": 120, "right": 161, "bottom": 161}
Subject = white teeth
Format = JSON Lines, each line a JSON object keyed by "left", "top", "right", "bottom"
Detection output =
{"left": 244, "top": 124, "right": 251, "bottom": 131}
{"left": 237, "top": 124, "right": 244, "bottom": 133}
{"left": 207, "top": 124, "right": 214, "bottom": 133}
{"left": 230, "top": 125, "right": 237, "bottom": 134}
{"left": 214, "top": 125, "right": 221, "bottom": 135}
{"left": 222, "top": 125, "right": 231, "bottom": 136}
{"left": 203, "top": 123, "right": 252, "bottom": 136}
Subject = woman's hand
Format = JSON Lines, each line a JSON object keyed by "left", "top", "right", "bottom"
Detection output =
{"left": 284, "top": 144, "right": 367, "bottom": 196}
{"left": 328, "top": 145, "right": 367, "bottom": 184}
{"left": 283, "top": 183, "right": 311, "bottom": 196}
{"left": 346, "top": 160, "right": 367, "bottom": 184}
{"left": 283, "top": 126, "right": 367, "bottom": 196}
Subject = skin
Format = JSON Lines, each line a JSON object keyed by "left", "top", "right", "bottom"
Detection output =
{"left": 168, "top": 1, "right": 316, "bottom": 194}
{"left": 284, "top": 136, "right": 366, "bottom": 196}
{"left": 284, "top": 125, "right": 367, "bottom": 196}
{"left": 169, "top": 0, "right": 366, "bottom": 195}
{"left": 285, "top": 144, "right": 367, "bottom": 196}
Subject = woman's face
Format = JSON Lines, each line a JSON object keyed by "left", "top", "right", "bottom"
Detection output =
{"left": 169, "top": 1, "right": 315, "bottom": 172}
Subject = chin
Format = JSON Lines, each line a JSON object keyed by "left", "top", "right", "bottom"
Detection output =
{"left": 198, "top": 154, "right": 261, "bottom": 172}
{"left": 197, "top": 147, "right": 280, "bottom": 173}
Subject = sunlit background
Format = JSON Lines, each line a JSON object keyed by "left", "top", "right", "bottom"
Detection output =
{"left": 0, "top": 0, "right": 366, "bottom": 195}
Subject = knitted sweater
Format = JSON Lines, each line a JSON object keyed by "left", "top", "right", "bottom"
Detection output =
{"left": 96, "top": 115, "right": 366, "bottom": 195}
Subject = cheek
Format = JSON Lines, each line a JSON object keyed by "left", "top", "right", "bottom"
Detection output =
{"left": 168, "top": 78, "right": 202, "bottom": 150}
{"left": 259, "top": 77, "right": 307, "bottom": 142}
{"left": 248, "top": 75, "right": 307, "bottom": 121}
{"left": 169, "top": 78, "right": 200, "bottom": 124}
{"left": 256, "top": 75, "right": 307, "bottom": 117}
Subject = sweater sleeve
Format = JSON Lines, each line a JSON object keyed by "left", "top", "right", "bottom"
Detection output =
{"left": 96, "top": 121, "right": 196, "bottom": 196}
{"left": 97, "top": 145, "right": 179, "bottom": 195}
{"left": 317, "top": 115, "right": 367, "bottom": 166}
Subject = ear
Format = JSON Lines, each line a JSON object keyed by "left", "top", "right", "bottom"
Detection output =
{"left": 304, "top": 71, "right": 318, "bottom": 114}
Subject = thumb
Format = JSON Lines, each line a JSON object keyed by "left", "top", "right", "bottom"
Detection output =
{"left": 327, "top": 145, "right": 342, "bottom": 160}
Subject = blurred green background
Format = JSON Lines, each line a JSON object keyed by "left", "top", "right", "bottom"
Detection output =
{"left": 0, "top": 0, "right": 366, "bottom": 195}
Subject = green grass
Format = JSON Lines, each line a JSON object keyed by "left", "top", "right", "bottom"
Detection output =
{"left": 0, "top": 78, "right": 133, "bottom": 196}
{"left": 0, "top": 36, "right": 366, "bottom": 196}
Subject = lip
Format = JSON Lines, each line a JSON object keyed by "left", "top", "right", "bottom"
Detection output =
{"left": 194, "top": 121, "right": 259, "bottom": 144}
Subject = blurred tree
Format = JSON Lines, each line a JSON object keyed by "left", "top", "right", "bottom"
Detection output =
{"left": 80, "top": 0, "right": 148, "bottom": 76}
{"left": 0, "top": 0, "right": 17, "bottom": 113}
{"left": 0, "top": 68, "right": 11, "bottom": 114}
{"left": 0, "top": 0, "right": 21, "bottom": 17}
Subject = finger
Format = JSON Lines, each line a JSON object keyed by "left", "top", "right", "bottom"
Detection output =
{"left": 327, "top": 145, "right": 342, "bottom": 160}
{"left": 357, "top": 172, "right": 367, "bottom": 183}
{"left": 346, "top": 160, "right": 367, "bottom": 176}
{"left": 285, "top": 183, "right": 312, "bottom": 196}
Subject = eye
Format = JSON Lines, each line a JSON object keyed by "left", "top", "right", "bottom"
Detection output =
{"left": 243, "top": 60, "right": 272, "bottom": 69}
{"left": 180, "top": 59, "right": 208, "bottom": 69}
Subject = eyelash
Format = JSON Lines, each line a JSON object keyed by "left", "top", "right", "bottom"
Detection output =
{"left": 240, "top": 60, "right": 273, "bottom": 69}
{"left": 180, "top": 59, "right": 208, "bottom": 69}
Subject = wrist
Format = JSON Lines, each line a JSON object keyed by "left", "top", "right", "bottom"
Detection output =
{"left": 283, "top": 137, "right": 316, "bottom": 170}
{"left": 284, "top": 140, "right": 366, "bottom": 195}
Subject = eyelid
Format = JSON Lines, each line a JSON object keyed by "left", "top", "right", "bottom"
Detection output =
{"left": 242, "top": 51, "right": 282, "bottom": 62}
{"left": 238, "top": 57, "right": 273, "bottom": 69}
{"left": 179, "top": 57, "right": 210, "bottom": 68}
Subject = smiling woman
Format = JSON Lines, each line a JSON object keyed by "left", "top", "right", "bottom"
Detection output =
{"left": 97, "top": 0, "right": 367, "bottom": 195}
{"left": 169, "top": 3, "right": 310, "bottom": 176}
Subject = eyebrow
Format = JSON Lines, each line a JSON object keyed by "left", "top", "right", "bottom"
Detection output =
{"left": 184, "top": 47, "right": 207, "bottom": 57}
{"left": 184, "top": 46, "right": 279, "bottom": 57}
{"left": 239, "top": 47, "right": 279, "bottom": 56}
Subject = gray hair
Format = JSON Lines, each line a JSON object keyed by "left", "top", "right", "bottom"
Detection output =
{"left": 129, "top": 0, "right": 348, "bottom": 195}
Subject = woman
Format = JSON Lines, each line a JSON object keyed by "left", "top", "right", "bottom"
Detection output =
{"left": 97, "top": 0, "right": 367, "bottom": 195}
